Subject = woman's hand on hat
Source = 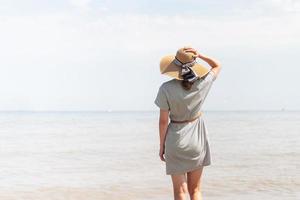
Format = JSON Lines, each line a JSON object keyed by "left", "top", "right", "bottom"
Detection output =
{"left": 183, "top": 47, "right": 200, "bottom": 58}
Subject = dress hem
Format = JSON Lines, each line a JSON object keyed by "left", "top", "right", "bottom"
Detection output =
{"left": 166, "top": 162, "right": 211, "bottom": 175}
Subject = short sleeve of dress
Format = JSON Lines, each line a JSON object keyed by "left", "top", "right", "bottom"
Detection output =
{"left": 203, "top": 70, "right": 217, "bottom": 83}
{"left": 199, "top": 70, "right": 217, "bottom": 102}
{"left": 154, "top": 85, "right": 170, "bottom": 110}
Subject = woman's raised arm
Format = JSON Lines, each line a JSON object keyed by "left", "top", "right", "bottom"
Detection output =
{"left": 197, "top": 54, "right": 221, "bottom": 78}
{"left": 184, "top": 47, "right": 222, "bottom": 78}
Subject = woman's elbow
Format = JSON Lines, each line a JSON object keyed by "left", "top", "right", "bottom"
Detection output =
{"left": 159, "top": 118, "right": 169, "bottom": 125}
{"left": 214, "top": 60, "right": 221, "bottom": 68}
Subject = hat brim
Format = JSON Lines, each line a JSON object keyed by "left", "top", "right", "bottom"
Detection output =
{"left": 159, "top": 55, "right": 210, "bottom": 80}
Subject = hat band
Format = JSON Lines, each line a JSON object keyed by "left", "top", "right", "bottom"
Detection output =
{"left": 174, "top": 57, "right": 198, "bottom": 83}
{"left": 174, "top": 57, "right": 197, "bottom": 68}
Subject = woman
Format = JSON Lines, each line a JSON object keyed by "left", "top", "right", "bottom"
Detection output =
{"left": 154, "top": 46, "right": 221, "bottom": 200}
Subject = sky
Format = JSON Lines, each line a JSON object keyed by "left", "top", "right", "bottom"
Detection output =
{"left": 0, "top": 0, "right": 299, "bottom": 111}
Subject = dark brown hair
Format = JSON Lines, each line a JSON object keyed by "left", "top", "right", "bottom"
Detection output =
{"left": 181, "top": 80, "right": 194, "bottom": 90}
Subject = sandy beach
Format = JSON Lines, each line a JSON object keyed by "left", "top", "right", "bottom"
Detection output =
{"left": 0, "top": 186, "right": 171, "bottom": 200}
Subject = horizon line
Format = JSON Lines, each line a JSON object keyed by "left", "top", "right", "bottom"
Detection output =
{"left": 0, "top": 109, "right": 299, "bottom": 113}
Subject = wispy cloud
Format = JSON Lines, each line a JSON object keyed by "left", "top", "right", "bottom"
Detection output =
{"left": 263, "top": 0, "right": 300, "bottom": 12}
{"left": 69, "top": 0, "right": 92, "bottom": 11}
{"left": 0, "top": 12, "right": 299, "bottom": 62}
{"left": 0, "top": 10, "right": 299, "bottom": 73}
{"left": 0, "top": 0, "right": 299, "bottom": 110}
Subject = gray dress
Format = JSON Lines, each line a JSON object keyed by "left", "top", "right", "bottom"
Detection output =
{"left": 154, "top": 70, "right": 216, "bottom": 175}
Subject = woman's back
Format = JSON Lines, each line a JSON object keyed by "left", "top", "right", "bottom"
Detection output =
{"left": 154, "top": 70, "right": 216, "bottom": 121}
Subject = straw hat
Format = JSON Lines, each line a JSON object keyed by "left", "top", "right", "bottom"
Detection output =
{"left": 159, "top": 47, "right": 209, "bottom": 80}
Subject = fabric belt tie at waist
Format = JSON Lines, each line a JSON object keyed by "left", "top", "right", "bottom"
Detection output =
{"left": 170, "top": 112, "right": 202, "bottom": 123}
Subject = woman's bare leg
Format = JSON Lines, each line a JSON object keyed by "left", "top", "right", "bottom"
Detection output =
{"left": 171, "top": 173, "right": 188, "bottom": 200}
{"left": 187, "top": 167, "right": 204, "bottom": 200}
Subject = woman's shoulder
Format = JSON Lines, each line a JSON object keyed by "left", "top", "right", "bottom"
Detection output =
{"left": 192, "top": 70, "right": 215, "bottom": 89}
{"left": 201, "top": 70, "right": 217, "bottom": 82}
{"left": 160, "top": 78, "right": 178, "bottom": 89}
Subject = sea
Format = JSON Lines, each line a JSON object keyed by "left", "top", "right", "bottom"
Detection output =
{"left": 0, "top": 111, "right": 299, "bottom": 200}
